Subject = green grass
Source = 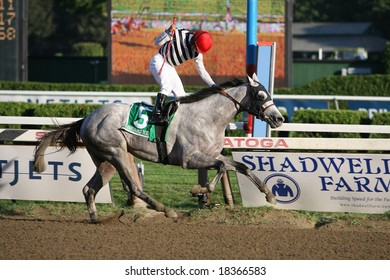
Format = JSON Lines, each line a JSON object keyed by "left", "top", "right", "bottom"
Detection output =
{"left": 1, "top": 158, "right": 390, "bottom": 227}
{"left": 140, "top": 160, "right": 241, "bottom": 208}
{"left": 0, "top": 159, "right": 241, "bottom": 219}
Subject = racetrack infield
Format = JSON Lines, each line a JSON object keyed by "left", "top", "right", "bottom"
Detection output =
{"left": 1, "top": 208, "right": 389, "bottom": 260}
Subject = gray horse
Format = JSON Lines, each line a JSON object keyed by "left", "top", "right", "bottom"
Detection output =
{"left": 33, "top": 73, "right": 284, "bottom": 222}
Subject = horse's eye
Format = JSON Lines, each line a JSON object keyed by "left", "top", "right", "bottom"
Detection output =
{"left": 258, "top": 90, "right": 267, "bottom": 100}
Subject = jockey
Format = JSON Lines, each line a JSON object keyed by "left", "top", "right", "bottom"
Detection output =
{"left": 112, "top": 20, "right": 122, "bottom": 35}
{"left": 149, "top": 23, "right": 216, "bottom": 125}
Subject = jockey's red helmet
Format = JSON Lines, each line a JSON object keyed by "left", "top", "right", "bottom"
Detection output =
{"left": 194, "top": 31, "right": 213, "bottom": 53}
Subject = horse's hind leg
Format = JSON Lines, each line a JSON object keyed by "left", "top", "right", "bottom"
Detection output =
{"left": 124, "top": 174, "right": 178, "bottom": 219}
{"left": 121, "top": 178, "right": 135, "bottom": 205}
{"left": 122, "top": 154, "right": 148, "bottom": 208}
{"left": 113, "top": 153, "right": 178, "bottom": 219}
{"left": 83, "top": 161, "right": 116, "bottom": 222}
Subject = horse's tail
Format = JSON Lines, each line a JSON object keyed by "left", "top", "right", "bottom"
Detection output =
{"left": 33, "top": 119, "right": 85, "bottom": 173}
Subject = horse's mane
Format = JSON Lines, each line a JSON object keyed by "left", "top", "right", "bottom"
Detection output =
{"left": 178, "top": 78, "right": 246, "bottom": 104}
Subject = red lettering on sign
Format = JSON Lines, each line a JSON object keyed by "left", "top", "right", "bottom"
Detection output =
{"left": 224, "top": 138, "right": 234, "bottom": 147}
{"left": 223, "top": 137, "right": 289, "bottom": 149}
{"left": 247, "top": 138, "right": 258, "bottom": 147}
{"left": 275, "top": 138, "right": 288, "bottom": 148}
{"left": 236, "top": 138, "right": 245, "bottom": 147}
{"left": 260, "top": 138, "right": 272, "bottom": 148}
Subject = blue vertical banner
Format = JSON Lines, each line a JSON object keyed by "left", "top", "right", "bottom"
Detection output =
{"left": 253, "top": 42, "right": 275, "bottom": 137}
{"left": 245, "top": 0, "right": 258, "bottom": 136}
{"left": 246, "top": 0, "right": 258, "bottom": 76}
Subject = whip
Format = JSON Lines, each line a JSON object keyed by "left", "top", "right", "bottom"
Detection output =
{"left": 158, "top": 17, "right": 177, "bottom": 75}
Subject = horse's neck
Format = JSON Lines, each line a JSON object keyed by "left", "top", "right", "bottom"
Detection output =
{"left": 197, "top": 87, "right": 243, "bottom": 124}
{"left": 222, "top": 85, "right": 246, "bottom": 115}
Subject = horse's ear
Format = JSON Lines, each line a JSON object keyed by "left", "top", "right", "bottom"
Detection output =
{"left": 252, "top": 72, "right": 260, "bottom": 83}
{"left": 247, "top": 73, "right": 259, "bottom": 87}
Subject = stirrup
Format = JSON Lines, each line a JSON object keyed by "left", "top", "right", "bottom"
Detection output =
{"left": 150, "top": 113, "right": 169, "bottom": 125}
{"left": 149, "top": 93, "right": 168, "bottom": 125}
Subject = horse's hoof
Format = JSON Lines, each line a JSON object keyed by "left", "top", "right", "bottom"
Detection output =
{"left": 165, "top": 209, "right": 178, "bottom": 220}
{"left": 89, "top": 213, "right": 98, "bottom": 223}
{"left": 266, "top": 194, "right": 277, "bottom": 205}
{"left": 190, "top": 184, "right": 208, "bottom": 196}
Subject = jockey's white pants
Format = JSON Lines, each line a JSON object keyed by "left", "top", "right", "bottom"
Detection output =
{"left": 149, "top": 53, "right": 186, "bottom": 99}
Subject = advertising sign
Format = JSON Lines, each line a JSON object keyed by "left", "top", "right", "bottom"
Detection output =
{"left": 232, "top": 151, "right": 390, "bottom": 214}
{"left": 348, "top": 100, "right": 390, "bottom": 119}
{"left": 0, "top": 91, "right": 151, "bottom": 105}
{"left": 0, "top": 145, "right": 112, "bottom": 203}
{"left": 276, "top": 99, "right": 329, "bottom": 120}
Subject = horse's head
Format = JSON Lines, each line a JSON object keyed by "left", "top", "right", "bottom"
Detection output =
{"left": 245, "top": 73, "right": 284, "bottom": 128}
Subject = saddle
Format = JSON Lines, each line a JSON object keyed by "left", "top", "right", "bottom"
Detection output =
{"left": 121, "top": 101, "right": 177, "bottom": 165}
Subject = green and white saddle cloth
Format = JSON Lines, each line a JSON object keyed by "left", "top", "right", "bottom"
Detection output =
{"left": 121, "top": 102, "right": 158, "bottom": 142}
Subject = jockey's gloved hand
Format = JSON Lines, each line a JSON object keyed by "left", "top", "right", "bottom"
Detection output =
{"left": 169, "top": 24, "right": 176, "bottom": 33}
{"left": 211, "top": 84, "right": 222, "bottom": 91}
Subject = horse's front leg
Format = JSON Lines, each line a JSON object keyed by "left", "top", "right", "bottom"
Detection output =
{"left": 216, "top": 155, "right": 276, "bottom": 205}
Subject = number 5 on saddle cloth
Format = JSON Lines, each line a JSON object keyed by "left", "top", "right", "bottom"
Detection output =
{"left": 120, "top": 101, "right": 178, "bottom": 164}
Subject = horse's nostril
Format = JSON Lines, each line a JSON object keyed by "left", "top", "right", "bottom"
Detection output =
{"left": 278, "top": 116, "right": 285, "bottom": 123}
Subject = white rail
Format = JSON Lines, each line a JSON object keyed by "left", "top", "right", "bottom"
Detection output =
{"left": 0, "top": 90, "right": 158, "bottom": 98}
{"left": 1, "top": 90, "right": 390, "bottom": 102}
{"left": 274, "top": 95, "right": 390, "bottom": 102}
{"left": 2, "top": 116, "right": 389, "bottom": 134}
{"left": 272, "top": 123, "right": 390, "bottom": 134}
{"left": 1, "top": 117, "right": 389, "bottom": 151}
{"left": 0, "top": 116, "right": 82, "bottom": 126}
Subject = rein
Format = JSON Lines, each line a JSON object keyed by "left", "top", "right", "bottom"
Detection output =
{"left": 219, "top": 89, "right": 243, "bottom": 109}
{"left": 218, "top": 88, "right": 273, "bottom": 118}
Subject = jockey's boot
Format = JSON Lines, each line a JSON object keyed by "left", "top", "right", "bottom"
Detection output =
{"left": 149, "top": 93, "right": 168, "bottom": 125}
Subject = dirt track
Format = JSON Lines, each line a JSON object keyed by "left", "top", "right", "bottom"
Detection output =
{"left": 1, "top": 210, "right": 389, "bottom": 260}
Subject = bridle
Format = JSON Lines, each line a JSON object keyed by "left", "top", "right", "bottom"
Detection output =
{"left": 218, "top": 85, "right": 275, "bottom": 120}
